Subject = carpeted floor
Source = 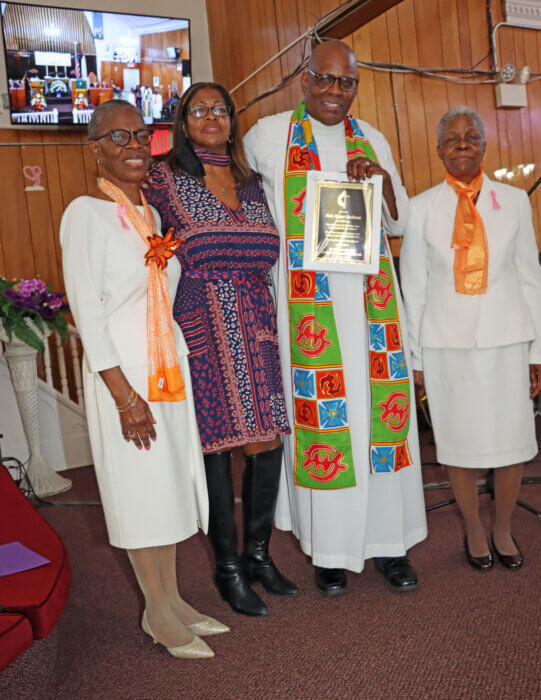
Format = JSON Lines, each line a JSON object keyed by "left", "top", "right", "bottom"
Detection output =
{"left": 1, "top": 423, "right": 539, "bottom": 699}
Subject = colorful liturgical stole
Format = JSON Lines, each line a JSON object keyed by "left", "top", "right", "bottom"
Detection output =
{"left": 284, "top": 101, "right": 412, "bottom": 489}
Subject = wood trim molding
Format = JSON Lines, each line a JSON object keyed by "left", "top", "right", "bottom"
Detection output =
{"left": 504, "top": 1, "right": 541, "bottom": 29}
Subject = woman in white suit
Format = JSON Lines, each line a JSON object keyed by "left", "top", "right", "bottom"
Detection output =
{"left": 400, "top": 106, "right": 541, "bottom": 571}
{"left": 60, "top": 100, "right": 228, "bottom": 658}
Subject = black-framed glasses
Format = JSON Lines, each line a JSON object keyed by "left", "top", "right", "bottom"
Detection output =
{"left": 307, "top": 69, "right": 359, "bottom": 92}
{"left": 91, "top": 128, "right": 153, "bottom": 146}
{"left": 188, "top": 103, "right": 230, "bottom": 119}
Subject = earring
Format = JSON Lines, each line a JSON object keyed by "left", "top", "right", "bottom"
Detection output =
{"left": 97, "top": 158, "right": 103, "bottom": 164}
{"left": 227, "top": 134, "right": 234, "bottom": 145}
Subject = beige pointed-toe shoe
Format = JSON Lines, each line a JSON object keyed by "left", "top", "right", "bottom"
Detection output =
{"left": 187, "top": 616, "right": 230, "bottom": 636}
{"left": 141, "top": 611, "right": 215, "bottom": 659}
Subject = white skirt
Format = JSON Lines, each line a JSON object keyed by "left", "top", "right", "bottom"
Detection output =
{"left": 83, "top": 357, "right": 208, "bottom": 549}
{"left": 422, "top": 343, "right": 538, "bottom": 468}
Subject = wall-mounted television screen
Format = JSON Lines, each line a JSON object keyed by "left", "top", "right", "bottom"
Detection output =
{"left": 1, "top": 3, "right": 191, "bottom": 126}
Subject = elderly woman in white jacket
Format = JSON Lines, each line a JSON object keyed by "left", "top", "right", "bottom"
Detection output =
{"left": 400, "top": 106, "right": 541, "bottom": 572}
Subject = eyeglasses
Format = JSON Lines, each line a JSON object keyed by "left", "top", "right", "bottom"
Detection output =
{"left": 91, "top": 128, "right": 153, "bottom": 146}
{"left": 307, "top": 69, "right": 359, "bottom": 92}
{"left": 188, "top": 103, "right": 230, "bottom": 119}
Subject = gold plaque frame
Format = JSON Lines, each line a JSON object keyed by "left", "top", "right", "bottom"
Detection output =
{"left": 303, "top": 171, "right": 383, "bottom": 275}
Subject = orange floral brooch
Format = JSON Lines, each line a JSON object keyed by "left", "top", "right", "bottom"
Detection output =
{"left": 144, "top": 229, "right": 181, "bottom": 270}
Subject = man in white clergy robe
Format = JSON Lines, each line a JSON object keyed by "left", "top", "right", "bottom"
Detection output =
{"left": 152, "top": 88, "right": 163, "bottom": 121}
{"left": 244, "top": 40, "right": 427, "bottom": 595}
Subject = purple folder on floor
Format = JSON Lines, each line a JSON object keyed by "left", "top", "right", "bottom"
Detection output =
{"left": 0, "top": 541, "right": 50, "bottom": 578}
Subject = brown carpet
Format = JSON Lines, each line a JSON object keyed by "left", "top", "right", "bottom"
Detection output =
{"left": 1, "top": 424, "right": 540, "bottom": 699}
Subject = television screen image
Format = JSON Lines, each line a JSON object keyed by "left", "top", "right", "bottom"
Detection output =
{"left": 1, "top": 3, "right": 191, "bottom": 126}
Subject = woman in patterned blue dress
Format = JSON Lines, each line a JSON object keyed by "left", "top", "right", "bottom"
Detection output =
{"left": 145, "top": 83, "right": 297, "bottom": 616}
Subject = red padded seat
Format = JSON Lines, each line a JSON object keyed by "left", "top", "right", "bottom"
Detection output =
{"left": 0, "top": 465, "right": 71, "bottom": 639}
{"left": 0, "top": 613, "right": 33, "bottom": 672}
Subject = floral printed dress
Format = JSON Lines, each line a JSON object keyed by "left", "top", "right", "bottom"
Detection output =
{"left": 146, "top": 162, "right": 290, "bottom": 452}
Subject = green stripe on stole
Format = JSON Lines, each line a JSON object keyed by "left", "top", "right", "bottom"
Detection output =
{"left": 284, "top": 101, "right": 412, "bottom": 488}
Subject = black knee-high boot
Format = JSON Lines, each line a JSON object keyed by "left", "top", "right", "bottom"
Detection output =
{"left": 241, "top": 445, "right": 299, "bottom": 596}
{"left": 204, "top": 451, "right": 268, "bottom": 616}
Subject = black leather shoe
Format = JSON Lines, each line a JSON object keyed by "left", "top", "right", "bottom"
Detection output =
{"left": 492, "top": 536, "right": 523, "bottom": 569}
{"left": 314, "top": 567, "right": 348, "bottom": 596}
{"left": 375, "top": 557, "right": 419, "bottom": 592}
{"left": 464, "top": 535, "right": 494, "bottom": 571}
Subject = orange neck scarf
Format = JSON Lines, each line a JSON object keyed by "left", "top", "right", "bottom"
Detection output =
{"left": 99, "top": 179, "right": 185, "bottom": 402}
{"left": 445, "top": 169, "right": 488, "bottom": 295}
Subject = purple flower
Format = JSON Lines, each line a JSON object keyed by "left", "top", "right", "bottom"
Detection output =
{"left": 17, "top": 278, "right": 47, "bottom": 296}
{"left": 47, "top": 297, "right": 63, "bottom": 311}
{"left": 39, "top": 306, "right": 56, "bottom": 320}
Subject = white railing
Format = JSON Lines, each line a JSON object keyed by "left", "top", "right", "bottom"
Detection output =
{"left": 39, "top": 323, "right": 85, "bottom": 412}
{"left": 12, "top": 109, "right": 59, "bottom": 124}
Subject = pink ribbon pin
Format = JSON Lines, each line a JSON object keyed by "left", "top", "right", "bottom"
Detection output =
{"left": 490, "top": 190, "right": 501, "bottom": 211}
{"left": 117, "top": 204, "right": 130, "bottom": 230}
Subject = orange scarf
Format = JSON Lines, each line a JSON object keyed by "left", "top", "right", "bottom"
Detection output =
{"left": 99, "top": 179, "right": 185, "bottom": 402}
{"left": 445, "top": 169, "right": 488, "bottom": 295}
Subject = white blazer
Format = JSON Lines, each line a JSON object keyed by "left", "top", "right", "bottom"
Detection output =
{"left": 400, "top": 174, "right": 541, "bottom": 370}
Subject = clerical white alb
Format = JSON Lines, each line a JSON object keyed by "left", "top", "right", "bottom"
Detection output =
{"left": 245, "top": 111, "right": 427, "bottom": 572}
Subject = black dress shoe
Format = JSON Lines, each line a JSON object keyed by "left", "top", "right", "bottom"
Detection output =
{"left": 492, "top": 536, "right": 524, "bottom": 569}
{"left": 314, "top": 567, "right": 348, "bottom": 596}
{"left": 464, "top": 535, "right": 494, "bottom": 571}
{"left": 375, "top": 557, "right": 419, "bottom": 592}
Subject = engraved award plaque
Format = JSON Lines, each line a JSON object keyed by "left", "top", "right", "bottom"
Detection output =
{"left": 303, "top": 171, "right": 383, "bottom": 274}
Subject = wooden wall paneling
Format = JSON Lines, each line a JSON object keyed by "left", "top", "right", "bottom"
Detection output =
{"left": 439, "top": 0, "right": 467, "bottom": 108}
{"left": 514, "top": 27, "right": 535, "bottom": 193}
{"left": 0, "top": 130, "right": 36, "bottom": 280}
{"left": 100, "top": 61, "right": 125, "bottom": 90}
{"left": 465, "top": 1, "right": 499, "bottom": 180}
{"left": 206, "top": 0, "right": 235, "bottom": 89}
{"left": 274, "top": 0, "right": 305, "bottom": 114}
{"left": 42, "top": 132, "right": 65, "bottom": 289}
{"left": 352, "top": 24, "right": 378, "bottom": 128}
{"left": 55, "top": 130, "right": 90, "bottom": 211}
{"left": 260, "top": 0, "right": 290, "bottom": 117}
{"left": 0, "top": 233, "right": 6, "bottom": 278}
{"left": 413, "top": 0, "right": 449, "bottom": 185}
{"left": 140, "top": 29, "right": 190, "bottom": 63}
{"left": 230, "top": 0, "right": 258, "bottom": 131}
{"left": 368, "top": 15, "right": 399, "bottom": 160}
{"left": 498, "top": 26, "right": 526, "bottom": 195}
{"left": 19, "top": 132, "right": 61, "bottom": 290}
{"left": 80, "top": 132, "right": 98, "bottom": 194}
{"left": 396, "top": 2, "right": 432, "bottom": 194}
{"left": 455, "top": 0, "right": 477, "bottom": 109}
{"left": 385, "top": 8, "right": 413, "bottom": 187}
{"left": 247, "top": 0, "right": 282, "bottom": 122}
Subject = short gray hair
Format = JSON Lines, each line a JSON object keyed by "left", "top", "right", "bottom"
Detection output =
{"left": 436, "top": 106, "right": 485, "bottom": 145}
{"left": 87, "top": 99, "right": 141, "bottom": 140}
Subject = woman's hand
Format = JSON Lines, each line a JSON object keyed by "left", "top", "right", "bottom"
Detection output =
{"left": 120, "top": 396, "right": 157, "bottom": 450}
{"left": 98, "top": 366, "right": 157, "bottom": 450}
{"left": 413, "top": 369, "right": 426, "bottom": 403}
{"left": 529, "top": 364, "right": 541, "bottom": 399}
{"left": 346, "top": 157, "right": 398, "bottom": 220}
